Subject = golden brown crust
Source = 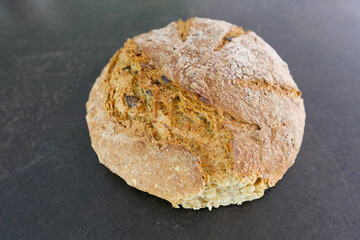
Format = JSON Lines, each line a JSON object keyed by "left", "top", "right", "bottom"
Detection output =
{"left": 86, "top": 17, "right": 305, "bottom": 209}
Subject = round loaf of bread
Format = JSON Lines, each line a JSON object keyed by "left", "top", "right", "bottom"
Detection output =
{"left": 86, "top": 17, "right": 305, "bottom": 210}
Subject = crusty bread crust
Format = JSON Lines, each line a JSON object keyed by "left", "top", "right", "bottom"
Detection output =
{"left": 86, "top": 18, "right": 305, "bottom": 209}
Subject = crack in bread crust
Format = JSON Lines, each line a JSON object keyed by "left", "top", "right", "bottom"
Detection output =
{"left": 237, "top": 78, "right": 302, "bottom": 97}
{"left": 214, "top": 25, "right": 247, "bottom": 51}
{"left": 176, "top": 18, "right": 194, "bottom": 42}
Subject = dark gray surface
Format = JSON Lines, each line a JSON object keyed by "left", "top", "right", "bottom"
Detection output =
{"left": 0, "top": 0, "right": 359, "bottom": 239}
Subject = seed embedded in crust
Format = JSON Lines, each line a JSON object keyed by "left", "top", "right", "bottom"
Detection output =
{"left": 161, "top": 75, "right": 171, "bottom": 84}
{"left": 135, "top": 47, "right": 142, "bottom": 56}
{"left": 225, "top": 36, "right": 233, "bottom": 42}
{"left": 139, "top": 62, "right": 156, "bottom": 69}
{"left": 146, "top": 90, "right": 153, "bottom": 96}
{"left": 199, "top": 97, "right": 210, "bottom": 105}
{"left": 152, "top": 80, "right": 161, "bottom": 85}
{"left": 125, "top": 95, "right": 140, "bottom": 107}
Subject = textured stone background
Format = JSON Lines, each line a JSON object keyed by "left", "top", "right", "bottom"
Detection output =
{"left": 0, "top": 0, "right": 359, "bottom": 239}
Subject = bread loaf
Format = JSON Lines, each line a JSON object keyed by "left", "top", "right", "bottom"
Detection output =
{"left": 86, "top": 17, "right": 305, "bottom": 210}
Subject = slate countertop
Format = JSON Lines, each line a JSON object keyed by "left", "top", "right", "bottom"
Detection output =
{"left": 0, "top": 0, "right": 359, "bottom": 239}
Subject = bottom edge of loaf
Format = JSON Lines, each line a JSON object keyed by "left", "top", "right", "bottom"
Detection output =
{"left": 98, "top": 157, "right": 268, "bottom": 211}
{"left": 178, "top": 176, "right": 268, "bottom": 210}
